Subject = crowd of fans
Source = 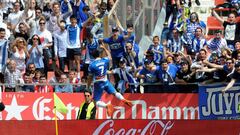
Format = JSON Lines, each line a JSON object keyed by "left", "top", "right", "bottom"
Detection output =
{"left": 0, "top": 0, "right": 240, "bottom": 93}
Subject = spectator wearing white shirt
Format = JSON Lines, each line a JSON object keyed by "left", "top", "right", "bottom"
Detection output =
{"left": 3, "top": 59, "right": 22, "bottom": 92}
{"left": 53, "top": 20, "right": 68, "bottom": 72}
{"left": 206, "top": 30, "right": 229, "bottom": 56}
{"left": 24, "top": 0, "right": 36, "bottom": 23}
{"left": 34, "top": 17, "right": 52, "bottom": 75}
{"left": 47, "top": 1, "right": 72, "bottom": 33}
{"left": 7, "top": 2, "right": 24, "bottom": 32}
{"left": 28, "top": 7, "right": 43, "bottom": 37}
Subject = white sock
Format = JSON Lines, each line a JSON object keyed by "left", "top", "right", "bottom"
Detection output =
{"left": 96, "top": 101, "right": 107, "bottom": 108}
{"left": 115, "top": 92, "right": 124, "bottom": 100}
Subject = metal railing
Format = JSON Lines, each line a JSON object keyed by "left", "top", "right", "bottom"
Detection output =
{"left": 0, "top": 81, "right": 232, "bottom": 93}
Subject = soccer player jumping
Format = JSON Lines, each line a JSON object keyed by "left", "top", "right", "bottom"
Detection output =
{"left": 87, "top": 44, "right": 133, "bottom": 118}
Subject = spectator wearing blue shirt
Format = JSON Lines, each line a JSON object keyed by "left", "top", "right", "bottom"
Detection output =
{"left": 148, "top": 36, "right": 165, "bottom": 65}
{"left": 27, "top": 35, "right": 44, "bottom": 73}
{"left": 103, "top": 27, "right": 130, "bottom": 68}
{"left": 79, "top": 0, "right": 88, "bottom": 23}
{"left": 136, "top": 59, "right": 160, "bottom": 93}
{"left": 103, "top": 27, "right": 130, "bottom": 88}
{"left": 167, "top": 28, "right": 183, "bottom": 54}
{"left": 66, "top": 15, "right": 92, "bottom": 79}
{"left": 83, "top": 32, "right": 100, "bottom": 80}
{"left": 114, "top": 15, "right": 139, "bottom": 57}
{"left": 66, "top": 15, "right": 82, "bottom": 79}
{"left": 55, "top": 73, "right": 73, "bottom": 93}
{"left": 158, "top": 59, "right": 179, "bottom": 92}
{"left": 191, "top": 27, "right": 207, "bottom": 53}
{"left": 177, "top": 12, "right": 206, "bottom": 48}
{"left": 158, "top": 59, "right": 178, "bottom": 85}
{"left": 60, "top": 0, "right": 74, "bottom": 14}
{"left": 123, "top": 24, "right": 139, "bottom": 55}
{"left": 114, "top": 15, "right": 139, "bottom": 67}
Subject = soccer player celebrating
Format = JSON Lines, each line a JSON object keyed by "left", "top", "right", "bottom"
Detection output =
{"left": 87, "top": 44, "right": 132, "bottom": 118}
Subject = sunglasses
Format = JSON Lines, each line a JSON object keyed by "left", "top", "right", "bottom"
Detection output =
{"left": 32, "top": 38, "right": 38, "bottom": 40}
{"left": 39, "top": 22, "right": 45, "bottom": 25}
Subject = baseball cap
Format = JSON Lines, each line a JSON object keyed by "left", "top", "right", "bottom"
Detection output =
{"left": 112, "top": 27, "right": 119, "bottom": 32}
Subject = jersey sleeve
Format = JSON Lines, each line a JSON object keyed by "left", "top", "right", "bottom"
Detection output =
{"left": 103, "top": 38, "right": 110, "bottom": 44}
{"left": 102, "top": 57, "right": 110, "bottom": 65}
{"left": 199, "top": 21, "right": 206, "bottom": 29}
{"left": 119, "top": 35, "right": 124, "bottom": 41}
{"left": 138, "top": 68, "right": 145, "bottom": 75}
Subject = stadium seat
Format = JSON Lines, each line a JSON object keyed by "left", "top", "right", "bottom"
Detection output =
{"left": 207, "top": 16, "right": 224, "bottom": 39}
{"left": 215, "top": 0, "right": 225, "bottom": 6}
{"left": 236, "top": 16, "right": 240, "bottom": 22}
{"left": 207, "top": 16, "right": 224, "bottom": 30}
{"left": 47, "top": 71, "right": 55, "bottom": 82}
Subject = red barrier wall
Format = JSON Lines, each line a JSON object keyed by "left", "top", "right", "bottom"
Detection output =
{"left": 1, "top": 93, "right": 198, "bottom": 120}
{"left": 0, "top": 120, "right": 239, "bottom": 135}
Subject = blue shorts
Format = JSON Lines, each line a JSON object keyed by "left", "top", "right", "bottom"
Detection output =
{"left": 93, "top": 81, "right": 116, "bottom": 101}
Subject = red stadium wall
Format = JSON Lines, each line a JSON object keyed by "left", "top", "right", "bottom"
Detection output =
{"left": 0, "top": 120, "right": 239, "bottom": 135}
{"left": 1, "top": 93, "right": 198, "bottom": 120}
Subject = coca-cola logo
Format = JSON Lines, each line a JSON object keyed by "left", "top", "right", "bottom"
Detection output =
{"left": 93, "top": 120, "right": 174, "bottom": 135}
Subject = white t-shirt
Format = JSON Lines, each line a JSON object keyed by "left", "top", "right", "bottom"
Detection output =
{"left": 27, "top": 9, "right": 36, "bottom": 22}
{"left": 34, "top": 29, "right": 52, "bottom": 48}
{"left": 7, "top": 11, "right": 23, "bottom": 26}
